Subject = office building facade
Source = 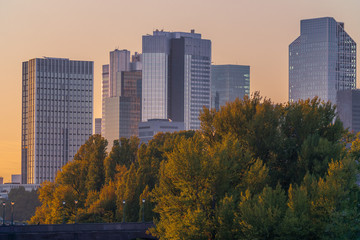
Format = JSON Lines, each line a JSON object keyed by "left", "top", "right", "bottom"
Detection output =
{"left": 101, "top": 65, "right": 109, "bottom": 136}
{"left": 142, "top": 30, "right": 211, "bottom": 130}
{"left": 11, "top": 174, "right": 21, "bottom": 184}
{"left": 337, "top": 89, "right": 360, "bottom": 133}
{"left": 211, "top": 65, "right": 250, "bottom": 110}
{"left": 138, "top": 119, "right": 184, "bottom": 143}
{"left": 289, "top": 17, "right": 356, "bottom": 104}
{"left": 102, "top": 50, "right": 142, "bottom": 149}
{"left": 22, "top": 57, "right": 93, "bottom": 184}
{"left": 95, "top": 118, "right": 102, "bottom": 135}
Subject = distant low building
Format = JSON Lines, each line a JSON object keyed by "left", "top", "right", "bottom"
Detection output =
{"left": 0, "top": 184, "right": 40, "bottom": 199}
{"left": 138, "top": 119, "right": 184, "bottom": 143}
{"left": 337, "top": 89, "right": 360, "bottom": 133}
{"left": 11, "top": 175, "right": 21, "bottom": 184}
{"left": 0, "top": 177, "right": 3, "bottom": 185}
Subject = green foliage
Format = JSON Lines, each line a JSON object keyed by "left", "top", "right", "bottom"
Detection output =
{"left": 30, "top": 95, "right": 360, "bottom": 240}
{"left": 0, "top": 187, "right": 40, "bottom": 223}
{"left": 30, "top": 135, "right": 108, "bottom": 224}
{"left": 236, "top": 185, "right": 287, "bottom": 239}
{"left": 150, "top": 136, "right": 216, "bottom": 239}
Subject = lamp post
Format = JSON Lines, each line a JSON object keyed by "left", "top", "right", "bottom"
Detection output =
{"left": 2, "top": 202, "right": 5, "bottom": 226}
{"left": 142, "top": 199, "right": 145, "bottom": 222}
{"left": 10, "top": 202, "right": 14, "bottom": 226}
{"left": 122, "top": 200, "right": 126, "bottom": 223}
{"left": 62, "top": 201, "right": 66, "bottom": 224}
{"left": 74, "top": 200, "right": 78, "bottom": 224}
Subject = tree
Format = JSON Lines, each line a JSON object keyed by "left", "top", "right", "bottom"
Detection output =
{"left": 151, "top": 136, "right": 216, "bottom": 239}
{"left": 235, "top": 185, "right": 287, "bottom": 239}
{"left": 200, "top": 94, "right": 345, "bottom": 188}
{"left": 31, "top": 135, "right": 108, "bottom": 224}
{"left": 1, "top": 187, "right": 40, "bottom": 223}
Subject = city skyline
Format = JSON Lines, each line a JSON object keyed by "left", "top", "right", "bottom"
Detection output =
{"left": 1, "top": 0, "right": 360, "bottom": 182}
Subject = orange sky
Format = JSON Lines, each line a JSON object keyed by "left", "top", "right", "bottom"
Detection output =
{"left": 1, "top": 0, "right": 360, "bottom": 182}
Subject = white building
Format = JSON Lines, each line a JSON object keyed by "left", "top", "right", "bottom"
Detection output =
{"left": 138, "top": 119, "right": 184, "bottom": 143}
{"left": 21, "top": 57, "right": 93, "bottom": 184}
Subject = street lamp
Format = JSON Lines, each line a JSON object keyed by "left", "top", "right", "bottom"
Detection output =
{"left": 2, "top": 202, "right": 5, "bottom": 226}
{"left": 122, "top": 200, "right": 126, "bottom": 223}
{"left": 142, "top": 199, "right": 145, "bottom": 222}
{"left": 62, "top": 201, "right": 66, "bottom": 224}
{"left": 10, "top": 202, "right": 14, "bottom": 226}
{"left": 74, "top": 200, "right": 78, "bottom": 224}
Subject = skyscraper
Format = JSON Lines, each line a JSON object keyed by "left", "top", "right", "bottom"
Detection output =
{"left": 211, "top": 65, "right": 250, "bottom": 110}
{"left": 102, "top": 50, "right": 142, "bottom": 149}
{"left": 21, "top": 57, "right": 93, "bottom": 184}
{"left": 289, "top": 17, "right": 356, "bottom": 103}
{"left": 95, "top": 118, "right": 102, "bottom": 135}
{"left": 337, "top": 89, "right": 360, "bottom": 133}
{"left": 142, "top": 30, "right": 211, "bottom": 130}
{"left": 101, "top": 64, "right": 109, "bottom": 136}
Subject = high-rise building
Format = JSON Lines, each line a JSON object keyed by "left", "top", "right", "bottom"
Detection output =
{"left": 211, "top": 65, "right": 250, "bottom": 110}
{"left": 130, "top": 52, "right": 142, "bottom": 71}
{"left": 337, "top": 89, "right": 360, "bottom": 133}
{"left": 142, "top": 29, "right": 211, "bottom": 130}
{"left": 289, "top": 17, "right": 356, "bottom": 104}
{"left": 95, "top": 118, "right": 102, "bottom": 135}
{"left": 101, "top": 65, "right": 109, "bottom": 136}
{"left": 102, "top": 50, "right": 142, "bottom": 149}
{"left": 21, "top": 57, "right": 93, "bottom": 184}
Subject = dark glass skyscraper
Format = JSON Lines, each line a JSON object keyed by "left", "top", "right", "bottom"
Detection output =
{"left": 337, "top": 89, "right": 360, "bottom": 133}
{"left": 21, "top": 57, "right": 93, "bottom": 184}
{"left": 289, "top": 17, "right": 356, "bottom": 103}
{"left": 211, "top": 65, "right": 250, "bottom": 110}
{"left": 142, "top": 30, "right": 211, "bottom": 130}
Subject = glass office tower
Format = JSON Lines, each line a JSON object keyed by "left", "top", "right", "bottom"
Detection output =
{"left": 21, "top": 57, "right": 93, "bottom": 184}
{"left": 337, "top": 89, "right": 360, "bottom": 133}
{"left": 142, "top": 30, "right": 211, "bottom": 130}
{"left": 211, "top": 65, "right": 250, "bottom": 110}
{"left": 289, "top": 17, "right": 356, "bottom": 104}
{"left": 104, "top": 71, "right": 142, "bottom": 148}
{"left": 102, "top": 50, "right": 142, "bottom": 149}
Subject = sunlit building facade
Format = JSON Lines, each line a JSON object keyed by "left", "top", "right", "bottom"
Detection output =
{"left": 289, "top": 17, "right": 356, "bottom": 104}
{"left": 142, "top": 30, "right": 211, "bottom": 130}
{"left": 101, "top": 65, "right": 109, "bottom": 136}
{"left": 211, "top": 65, "right": 250, "bottom": 110}
{"left": 21, "top": 57, "right": 93, "bottom": 184}
{"left": 102, "top": 50, "right": 142, "bottom": 149}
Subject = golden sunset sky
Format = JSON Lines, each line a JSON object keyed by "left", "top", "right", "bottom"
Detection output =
{"left": 1, "top": 0, "right": 359, "bottom": 182}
